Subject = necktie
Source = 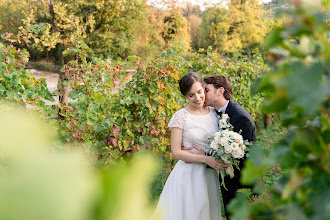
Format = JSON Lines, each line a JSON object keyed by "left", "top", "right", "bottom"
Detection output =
{"left": 216, "top": 110, "right": 223, "bottom": 117}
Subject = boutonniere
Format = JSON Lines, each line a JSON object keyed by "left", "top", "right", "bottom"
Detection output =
{"left": 219, "top": 113, "right": 233, "bottom": 130}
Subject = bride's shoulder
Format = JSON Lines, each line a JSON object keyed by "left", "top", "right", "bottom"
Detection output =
{"left": 172, "top": 108, "right": 189, "bottom": 118}
{"left": 168, "top": 108, "right": 190, "bottom": 128}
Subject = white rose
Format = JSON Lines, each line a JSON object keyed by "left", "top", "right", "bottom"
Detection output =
{"left": 214, "top": 131, "right": 221, "bottom": 137}
{"left": 222, "top": 114, "right": 229, "bottom": 120}
{"left": 239, "top": 148, "right": 245, "bottom": 158}
{"left": 232, "top": 149, "right": 242, "bottom": 158}
{"left": 237, "top": 139, "right": 243, "bottom": 145}
{"left": 210, "top": 141, "right": 218, "bottom": 150}
{"left": 214, "top": 132, "right": 222, "bottom": 141}
{"left": 224, "top": 144, "right": 232, "bottom": 153}
{"left": 241, "top": 144, "right": 246, "bottom": 150}
{"left": 233, "top": 132, "right": 242, "bottom": 140}
{"left": 240, "top": 148, "right": 245, "bottom": 158}
{"left": 228, "top": 131, "right": 236, "bottom": 139}
{"left": 220, "top": 137, "right": 228, "bottom": 146}
{"left": 222, "top": 130, "right": 229, "bottom": 138}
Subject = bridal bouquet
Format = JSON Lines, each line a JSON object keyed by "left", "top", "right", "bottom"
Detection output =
{"left": 207, "top": 114, "right": 250, "bottom": 190}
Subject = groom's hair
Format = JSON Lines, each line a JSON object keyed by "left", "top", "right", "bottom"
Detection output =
{"left": 204, "top": 75, "right": 233, "bottom": 100}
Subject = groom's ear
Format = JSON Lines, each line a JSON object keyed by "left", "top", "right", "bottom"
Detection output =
{"left": 217, "top": 87, "right": 225, "bottom": 96}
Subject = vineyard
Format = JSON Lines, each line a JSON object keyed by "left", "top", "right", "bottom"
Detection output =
{"left": 0, "top": 0, "right": 329, "bottom": 220}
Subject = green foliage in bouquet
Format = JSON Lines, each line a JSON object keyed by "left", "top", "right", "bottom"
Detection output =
{"left": 229, "top": 1, "right": 330, "bottom": 219}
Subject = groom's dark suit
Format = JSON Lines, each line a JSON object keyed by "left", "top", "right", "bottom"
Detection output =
{"left": 221, "top": 100, "right": 256, "bottom": 219}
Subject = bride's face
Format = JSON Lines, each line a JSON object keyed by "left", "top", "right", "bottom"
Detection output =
{"left": 185, "top": 81, "right": 205, "bottom": 108}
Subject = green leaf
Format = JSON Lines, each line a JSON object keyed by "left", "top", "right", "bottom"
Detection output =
{"left": 265, "top": 26, "right": 284, "bottom": 49}
{"left": 285, "top": 60, "right": 329, "bottom": 115}
{"left": 0, "top": 84, "right": 6, "bottom": 95}
{"left": 227, "top": 192, "right": 251, "bottom": 220}
{"left": 311, "top": 188, "right": 330, "bottom": 220}
{"left": 241, "top": 160, "right": 268, "bottom": 185}
{"left": 284, "top": 204, "right": 308, "bottom": 220}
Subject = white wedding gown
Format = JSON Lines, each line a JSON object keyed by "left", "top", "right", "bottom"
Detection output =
{"left": 152, "top": 108, "right": 221, "bottom": 220}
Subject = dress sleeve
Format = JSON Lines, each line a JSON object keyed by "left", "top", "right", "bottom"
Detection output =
{"left": 168, "top": 109, "right": 188, "bottom": 129}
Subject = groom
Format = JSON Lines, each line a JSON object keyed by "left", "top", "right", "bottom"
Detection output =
{"left": 185, "top": 75, "right": 256, "bottom": 219}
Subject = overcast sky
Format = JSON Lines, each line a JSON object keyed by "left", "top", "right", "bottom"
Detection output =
{"left": 147, "top": 0, "right": 273, "bottom": 11}
{"left": 177, "top": 0, "right": 272, "bottom": 10}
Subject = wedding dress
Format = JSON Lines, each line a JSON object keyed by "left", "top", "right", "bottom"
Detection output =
{"left": 152, "top": 108, "right": 221, "bottom": 220}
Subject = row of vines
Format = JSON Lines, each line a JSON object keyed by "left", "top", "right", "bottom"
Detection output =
{"left": 0, "top": 28, "right": 268, "bottom": 169}
{"left": 56, "top": 41, "right": 268, "bottom": 169}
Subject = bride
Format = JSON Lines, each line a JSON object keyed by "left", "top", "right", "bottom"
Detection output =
{"left": 152, "top": 72, "right": 222, "bottom": 220}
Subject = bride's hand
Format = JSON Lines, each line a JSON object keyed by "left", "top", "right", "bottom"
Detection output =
{"left": 206, "top": 157, "right": 229, "bottom": 170}
{"left": 206, "top": 156, "right": 222, "bottom": 170}
{"left": 219, "top": 160, "right": 229, "bottom": 170}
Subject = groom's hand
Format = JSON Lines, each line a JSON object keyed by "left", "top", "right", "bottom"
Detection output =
{"left": 181, "top": 144, "right": 205, "bottom": 155}
{"left": 191, "top": 144, "right": 205, "bottom": 155}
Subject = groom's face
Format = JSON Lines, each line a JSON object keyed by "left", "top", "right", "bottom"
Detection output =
{"left": 204, "top": 84, "right": 218, "bottom": 107}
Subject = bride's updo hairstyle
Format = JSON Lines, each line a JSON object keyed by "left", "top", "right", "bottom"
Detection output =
{"left": 179, "top": 72, "right": 203, "bottom": 96}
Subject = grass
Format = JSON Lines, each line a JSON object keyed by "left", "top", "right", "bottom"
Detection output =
{"left": 148, "top": 159, "right": 170, "bottom": 206}
{"left": 27, "top": 61, "right": 62, "bottom": 73}
{"left": 257, "top": 119, "right": 288, "bottom": 151}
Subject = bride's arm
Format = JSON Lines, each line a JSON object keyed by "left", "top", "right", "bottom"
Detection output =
{"left": 171, "top": 127, "right": 220, "bottom": 170}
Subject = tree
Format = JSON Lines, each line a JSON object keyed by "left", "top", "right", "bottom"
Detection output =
{"left": 22, "top": 0, "right": 148, "bottom": 61}
{"left": 132, "top": 5, "right": 167, "bottom": 58}
{"left": 181, "top": 3, "right": 202, "bottom": 51}
{"left": 199, "top": 0, "right": 272, "bottom": 56}
{"left": 162, "top": 8, "right": 190, "bottom": 51}
{"left": 85, "top": 0, "right": 148, "bottom": 59}
{"left": 0, "top": 0, "right": 35, "bottom": 34}
{"left": 199, "top": 6, "right": 230, "bottom": 53}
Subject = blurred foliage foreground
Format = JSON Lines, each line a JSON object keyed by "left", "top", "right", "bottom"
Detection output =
{"left": 0, "top": 103, "right": 160, "bottom": 220}
{"left": 229, "top": 1, "right": 330, "bottom": 220}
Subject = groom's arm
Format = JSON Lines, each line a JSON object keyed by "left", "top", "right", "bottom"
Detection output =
{"left": 236, "top": 116, "right": 256, "bottom": 142}
{"left": 181, "top": 144, "right": 205, "bottom": 155}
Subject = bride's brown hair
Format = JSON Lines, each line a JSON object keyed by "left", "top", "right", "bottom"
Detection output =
{"left": 179, "top": 72, "right": 203, "bottom": 96}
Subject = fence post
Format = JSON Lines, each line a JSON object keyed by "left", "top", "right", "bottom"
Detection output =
{"left": 58, "top": 72, "right": 69, "bottom": 119}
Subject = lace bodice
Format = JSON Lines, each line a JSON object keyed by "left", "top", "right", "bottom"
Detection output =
{"left": 168, "top": 107, "right": 219, "bottom": 152}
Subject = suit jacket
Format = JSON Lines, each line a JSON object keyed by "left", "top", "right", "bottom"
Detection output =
{"left": 221, "top": 100, "right": 256, "bottom": 219}
{"left": 225, "top": 100, "right": 256, "bottom": 142}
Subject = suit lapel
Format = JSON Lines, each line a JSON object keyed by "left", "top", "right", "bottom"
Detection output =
{"left": 225, "top": 100, "right": 234, "bottom": 116}
{"left": 225, "top": 100, "right": 238, "bottom": 130}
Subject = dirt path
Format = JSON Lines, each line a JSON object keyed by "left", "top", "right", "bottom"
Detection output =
{"left": 30, "top": 69, "right": 136, "bottom": 106}
{"left": 30, "top": 69, "right": 60, "bottom": 105}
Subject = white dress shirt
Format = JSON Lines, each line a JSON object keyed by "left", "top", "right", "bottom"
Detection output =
{"left": 218, "top": 100, "right": 229, "bottom": 114}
